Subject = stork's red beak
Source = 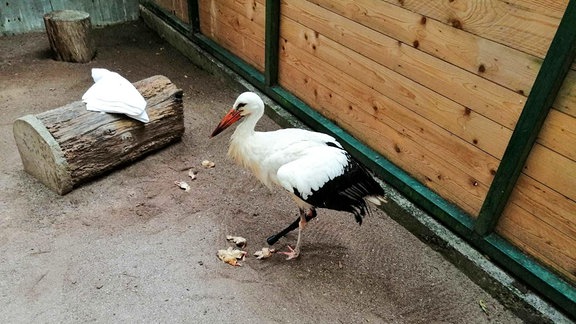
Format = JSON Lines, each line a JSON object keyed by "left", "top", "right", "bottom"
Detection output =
{"left": 210, "top": 108, "right": 242, "bottom": 137}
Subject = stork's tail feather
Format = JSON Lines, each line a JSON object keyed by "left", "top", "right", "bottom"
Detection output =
{"left": 366, "top": 195, "right": 388, "bottom": 206}
{"left": 352, "top": 195, "right": 387, "bottom": 225}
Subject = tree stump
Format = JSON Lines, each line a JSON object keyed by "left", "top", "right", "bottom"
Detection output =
{"left": 43, "top": 10, "right": 96, "bottom": 63}
{"left": 13, "top": 75, "right": 185, "bottom": 195}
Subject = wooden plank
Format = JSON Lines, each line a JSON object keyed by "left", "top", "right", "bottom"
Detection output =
{"left": 198, "top": 0, "right": 265, "bottom": 28}
{"left": 161, "top": 0, "right": 191, "bottom": 25}
{"left": 174, "top": 0, "right": 189, "bottom": 23}
{"left": 309, "top": 0, "right": 541, "bottom": 97}
{"left": 281, "top": 0, "right": 526, "bottom": 130}
{"left": 224, "top": 0, "right": 266, "bottom": 27}
{"left": 1, "top": 0, "right": 140, "bottom": 34}
{"left": 279, "top": 34, "right": 500, "bottom": 215}
{"left": 199, "top": 0, "right": 265, "bottom": 71}
{"left": 321, "top": 0, "right": 576, "bottom": 124}
{"left": 498, "top": 203, "right": 576, "bottom": 284}
{"left": 49, "top": 0, "right": 139, "bottom": 25}
{"left": 281, "top": 16, "right": 512, "bottom": 159}
{"left": 509, "top": 174, "right": 576, "bottom": 239}
{"left": 537, "top": 109, "right": 576, "bottom": 161}
{"left": 280, "top": 34, "right": 500, "bottom": 185}
{"left": 278, "top": 56, "right": 488, "bottom": 215}
{"left": 1, "top": 1, "right": 51, "bottom": 34}
{"left": 154, "top": 0, "right": 174, "bottom": 13}
{"left": 198, "top": 0, "right": 212, "bottom": 35}
{"left": 554, "top": 70, "right": 576, "bottom": 119}
{"left": 199, "top": 0, "right": 264, "bottom": 42}
{"left": 382, "top": 0, "right": 569, "bottom": 60}
{"left": 522, "top": 144, "right": 576, "bottom": 201}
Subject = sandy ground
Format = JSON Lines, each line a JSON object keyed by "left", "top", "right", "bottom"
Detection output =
{"left": 0, "top": 21, "right": 524, "bottom": 323}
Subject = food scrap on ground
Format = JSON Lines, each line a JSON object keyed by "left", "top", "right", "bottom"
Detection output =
{"left": 217, "top": 247, "right": 247, "bottom": 267}
{"left": 254, "top": 247, "right": 275, "bottom": 259}
{"left": 226, "top": 235, "right": 247, "bottom": 248}
{"left": 174, "top": 180, "right": 191, "bottom": 191}
{"left": 201, "top": 160, "right": 215, "bottom": 168}
{"left": 188, "top": 169, "right": 197, "bottom": 180}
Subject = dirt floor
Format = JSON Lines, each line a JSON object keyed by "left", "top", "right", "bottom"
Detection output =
{"left": 0, "top": 21, "right": 525, "bottom": 323}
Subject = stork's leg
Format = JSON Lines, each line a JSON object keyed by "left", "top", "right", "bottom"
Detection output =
{"left": 279, "top": 208, "right": 314, "bottom": 260}
{"left": 267, "top": 208, "right": 317, "bottom": 245}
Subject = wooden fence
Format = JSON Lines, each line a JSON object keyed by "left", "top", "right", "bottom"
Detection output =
{"left": 144, "top": 0, "right": 575, "bottom": 316}
{"left": 0, "top": 0, "right": 139, "bottom": 34}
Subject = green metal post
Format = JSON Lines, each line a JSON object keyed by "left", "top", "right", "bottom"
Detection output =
{"left": 474, "top": 0, "right": 576, "bottom": 236}
{"left": 188, "top": 0, "right": 200, "bottom": 34}
{"left": 265, "top": 0, "right": 281, "bottom": 86}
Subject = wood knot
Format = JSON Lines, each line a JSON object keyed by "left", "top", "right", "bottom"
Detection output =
{"left": 120, "top": 132, "right": 133, "bottom": 141}
{"left": 449, "top": 18, "right": 462, "bottom": 29}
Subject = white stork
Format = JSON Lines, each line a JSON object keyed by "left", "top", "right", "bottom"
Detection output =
{"left": 211, "top": 92, "right": 386, "bottom": 259}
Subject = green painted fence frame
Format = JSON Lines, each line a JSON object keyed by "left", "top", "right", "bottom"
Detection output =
{"left": 140, "top": 0, "right": 576, "bottom": 317}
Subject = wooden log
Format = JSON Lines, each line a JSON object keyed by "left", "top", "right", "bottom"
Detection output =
{"left": 13, "top": 75, "right": 184, "bottom": 195}
{"left": 43, "top": 10, "right": 96, "bottom": 63}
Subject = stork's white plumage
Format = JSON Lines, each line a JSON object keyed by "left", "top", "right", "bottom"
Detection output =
{"left": 211, "top": 92, "right": 386, "bottom": 259}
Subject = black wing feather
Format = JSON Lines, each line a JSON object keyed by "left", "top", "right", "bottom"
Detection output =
{"left": 297, "top": 152, "right": 384, "bottom": 224}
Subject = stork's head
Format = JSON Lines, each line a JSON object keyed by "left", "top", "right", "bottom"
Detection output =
{"left": 210, "top": 92, "right": 264, "bottom": 137}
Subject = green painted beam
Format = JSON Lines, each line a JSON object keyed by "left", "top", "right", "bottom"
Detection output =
{"left": 482, "top": 234, "right": 576, "bottom": 318}
{"left": 264, "top": 0, "right": 281, "bottom": 86}
{"left": 187, "top": 0, "right": 200, "bottom": 34}
{"left": 475, "top": 0, "right": 576, "bottom": 236}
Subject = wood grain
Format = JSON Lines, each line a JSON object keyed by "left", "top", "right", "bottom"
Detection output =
{"left": 522, "top": 144, "right": 576, "bottom": 201}
{"left": 308, "top": 0, "right": 541, "bottom": 97}
{"left": 43, "top": 10, "right": 95, "bottom": 63}
{"left": 199, "top": 0, "right": 265, "bottom": 71}
{"left": 279, "top": 32, "right": 496, "bottom": 215}
{"left": 537, "top": 109, "right": 576, "bottom": 162}
{"left": 498, "top": 200, "right": 576, "bottom": 284}
{"left": 13, "top": 75, "right": 184, "bottom": 194}
{"left": 281, "top": 0, "right": 526, "bottom": 130}
{"left": 383, "top": 0, "right": 569, "bottom": 60}
{"left": 281, "top": 16, "right": 512, "bottom": 160}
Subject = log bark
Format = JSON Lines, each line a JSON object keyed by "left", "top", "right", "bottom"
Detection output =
{"left": 43, "top": 10, "right": 95, "bottom": 63}
{"left": 13, "top": 75, "right": 184, "bottom": 195}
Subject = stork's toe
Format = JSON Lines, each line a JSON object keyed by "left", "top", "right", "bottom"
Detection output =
{"left": 279, "top": 245, "right": 300, "bottom": 260}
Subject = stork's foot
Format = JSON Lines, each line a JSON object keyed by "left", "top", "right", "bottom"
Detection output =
{"left": 279, "top": 245, "right": 299, "bottom": 260}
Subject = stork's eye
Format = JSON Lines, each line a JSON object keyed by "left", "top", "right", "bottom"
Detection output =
{"left": 236, "top": 102, "right": 247, "bottom": 110}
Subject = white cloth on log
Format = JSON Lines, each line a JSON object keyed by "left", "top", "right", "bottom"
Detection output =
{"left": 82, "top": 68, "right": 149, "bottom": 123}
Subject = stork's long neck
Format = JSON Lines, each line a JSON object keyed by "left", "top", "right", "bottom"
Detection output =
{"left": 231, "top": 112, "right": 259, "bottom": 142}
{"left": 228, "top": 110, "right": 269, "bottom": 185}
